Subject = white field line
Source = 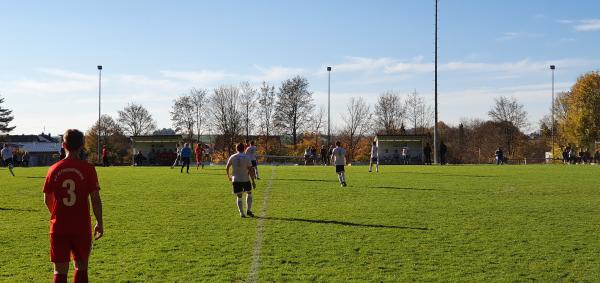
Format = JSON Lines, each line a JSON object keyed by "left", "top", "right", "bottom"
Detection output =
{"left": 248, "top": 167, "right": 275, "bottom": 283}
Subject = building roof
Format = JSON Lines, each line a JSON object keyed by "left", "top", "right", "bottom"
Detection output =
{"left": 130, "top": 135, "right": 184, "bottom": 143}
{"left": 0, "top": 134, "right": 58, "bottom": 143}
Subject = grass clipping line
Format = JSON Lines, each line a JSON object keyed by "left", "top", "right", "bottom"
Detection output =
{"left": 248, "top": 167, "right": 275, "bottom": 283}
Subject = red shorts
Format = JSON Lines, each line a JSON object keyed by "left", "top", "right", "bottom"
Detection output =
{"left": 50, "top": 233, "right": 92, "bottom": 262}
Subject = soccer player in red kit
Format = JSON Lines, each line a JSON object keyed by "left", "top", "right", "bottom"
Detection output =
{"left": 195, "top": 143, "right": 204, "bottom": 170}
{"left": 43, "top": 129, "right": 104, "bottom": 283}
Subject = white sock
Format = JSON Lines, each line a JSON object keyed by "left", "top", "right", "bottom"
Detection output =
{"left": 246, "top": 194, "right": 253, "bottom": 212}
{"left": 338, "top": 173, "right": 343, "bottom": 184}
{"left": 369, "top": 163, "right": 373, "bottom": 171}
{"left": 255, "top": 167, "right": 259, "bottom": 178}
{"left": 376, "top": 164, "right": 379, "bottom": 172}
{"left": 341, "top": 172, "right": 346, "bottom": 183}
{"left": 236, "top": 198, "right": 244, "bottom": 214}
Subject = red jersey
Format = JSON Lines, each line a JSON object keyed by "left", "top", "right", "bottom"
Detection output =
{"left": 43, "top": 158, "right": 100, "bottom": 235}
{"left": 102, "top": 148, "right": 107, "bottom": 158}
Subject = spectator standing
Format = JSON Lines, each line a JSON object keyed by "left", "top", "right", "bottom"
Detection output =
{"left": 424, "top": 143, "right": 432, "bottom": 165}
{"left": 440, "top": 142, "right": 448, "bottom": 165}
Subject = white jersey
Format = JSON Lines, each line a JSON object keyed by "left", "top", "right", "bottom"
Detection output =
{"left": 1, "top": 147, "right": 12, "bottom": 160}
{"left": 245, "top": 145, "right": 257, "bottom": 161}
{"left": 226, "top": 153, "right": 252, "bottom": 182}
{"left": 370, "top": 145, "right": 378, "bottom": 158}
{"left": 332, "top": 147, "right": 346, "bottom": 166}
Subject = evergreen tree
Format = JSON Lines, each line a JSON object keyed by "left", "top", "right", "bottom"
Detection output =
{"left": 0, "top": 95, "right": 16, "bottom": 133}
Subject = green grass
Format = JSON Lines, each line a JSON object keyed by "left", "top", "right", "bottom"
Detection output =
{"left": 1, "top": 164, "right": 599, "bottom": 282}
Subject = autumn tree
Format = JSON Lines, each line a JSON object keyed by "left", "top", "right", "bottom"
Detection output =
{"left": 340, "top": 97, "right": 372, "bottom": 162}
{"left": 240, "top": 82, "right": 257, "bottom": 139}
{"left": 0, "top": 95, "right": 15, "bottom": 133}
{"left": 487, "top": 96, "right": 529, "bottom": 155}
{"left": 117, "top": 103, "right": 157, "bottom": 136}
{"left": 210, "top": 85, "right": 244, "bottom": 154}
{"left": 375, "top": 90, "right": 404, "bottom": 135}
{"left": 556, "top": 71, "right": 600, "bottom": 148}
{"left": 257, "top": 82, "right": 276, "bottom": 153}
{"left": 85, "top": 114, "right": 130, "bottom": 164}
{"left": 273, "top": 76, "right": 314, "bottom": 147}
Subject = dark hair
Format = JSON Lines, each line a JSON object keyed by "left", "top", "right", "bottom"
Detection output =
{"left": 245, "top": 139, "right": 250, "bottom": 143}
{"left": 335, "top": 141, "right": 341, "bottom": 146}
{"left": 63, "top": 129, "right": 84, "bottom": 151}
{"left": 373, "top": 141, "right": 376, "bottom": 145}
{"left": 236, "top": 143, "right": 245, "bottom": 152}
{"left": 250, "top": 140, "right": 255, "bottom": 145}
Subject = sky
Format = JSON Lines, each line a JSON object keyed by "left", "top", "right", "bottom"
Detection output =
{"left": 1, "top": 0, "right": 599, "bottom": 135}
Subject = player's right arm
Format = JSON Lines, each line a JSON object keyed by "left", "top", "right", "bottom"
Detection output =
{"left": 90, "top": 191, "right": 104, "bottom": 240}
{"left": 225, "top": 157, "right": 232, "bottom": 181}
{"left": 43, "top": 193, "right": 54, "bottom": 213}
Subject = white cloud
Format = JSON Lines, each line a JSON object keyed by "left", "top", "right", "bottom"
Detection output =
{"left": 496, "top": 32, "right": 542, "bottom": 41}
{"left": 559, "top": 19, "right": 600, "bottom": 32}
{"left": 250, "top": 65, "right": 305, "bottom": 82}
{"left": 159, "top": 70, "right": 230, "bottom": 84}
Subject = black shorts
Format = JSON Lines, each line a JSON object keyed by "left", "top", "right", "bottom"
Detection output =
{"left": 3, "top": 158, "right": 13, "bottom": 165}
{"left": 232, "top": 182, "right": 252, "bottom": 194}
{"left": 251, "top": 160, "right": 258, "bottom": 167}
{"left": 181, "top": 157, "right": 191, "bottom": 164}
{"left": 371, "top": 157, "right": 378, "bottom": 162}
{"left": 335, "top": 165, "right": 345, "bottom": 173}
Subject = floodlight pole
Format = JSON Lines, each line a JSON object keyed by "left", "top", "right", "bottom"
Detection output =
{"left": 433, "top": 0, "right": 439, "bottom": 164}
{"left": 327, "top": 66, "right": 332, "bottom": 146}
{"left": 97, "top": 65, "right": 102, "bottom": 163}
{"left": 550, "top": 65, "right": 555, "bottom": 162}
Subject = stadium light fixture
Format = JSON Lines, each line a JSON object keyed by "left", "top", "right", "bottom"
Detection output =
{"left": 97, "top": 65, "right": 102, "bottom": 163}
{"left": 550, "top": 65, "right": 555, "bottom": 163}
{"left": 327, "top": 66, "right": 332, "bottom": 146}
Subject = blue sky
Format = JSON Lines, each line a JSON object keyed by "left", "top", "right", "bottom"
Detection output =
{"left": 1, "top": 0, "right": 599, "bottom": 135}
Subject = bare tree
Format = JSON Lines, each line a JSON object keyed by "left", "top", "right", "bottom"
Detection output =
{"left": 488, "top": 96, "right": 529, "bottom": 155}
{"left": 170, "top": 95, "right": 196, "bottom": 141}
{"left": 239, "top": 82, "right": 257, "bottom": 139}
{"left": 117, "top": 102, "right": 157, "bottom": 136}
{"left": 190, "top": 88, "right": 208, "bottom": 142}
{"left": 210, "top": 85, "right": 244, "bottom": 154}
{"left": 340, "top": 97, "right": 372, "bottom": 161}
{"left": 374, "top": 90, "right": 404, "bottom": 134}
{"left": 273, "top": 76, "right": 314, "bottom": 147}
{"left": 310, "top": 106, "right": 326, "bottom": 146}
{"left": 404, "top": 90, "right": 432, "bottom": 134}
{"left": 257, "top": 82, "right": 276, "bottom": 153}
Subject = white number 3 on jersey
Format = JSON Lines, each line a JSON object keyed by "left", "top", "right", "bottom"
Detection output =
{"left": 62, "top": 179, "right": 76, "bottom": 206}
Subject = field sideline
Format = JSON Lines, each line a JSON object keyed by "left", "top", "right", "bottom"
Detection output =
{"left": 1, "top": 164, "right": 599, "bottom": 282}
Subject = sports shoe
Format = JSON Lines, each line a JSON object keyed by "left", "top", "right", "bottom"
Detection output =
{"left": 246, "top": 211, "right": 255, "bottom": 217}
{"left": 342, "top": 182, "right": 347, "bottom": 187}
{"left": 240, "top": 213, "right": 246, "bottom": 218}
{"left": 340, "top": 183, "right": 344, "bottom": 187}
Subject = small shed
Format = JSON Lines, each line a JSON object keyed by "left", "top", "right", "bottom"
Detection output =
{"left": 375, "top": 135, "right": 429, "bottom": 165}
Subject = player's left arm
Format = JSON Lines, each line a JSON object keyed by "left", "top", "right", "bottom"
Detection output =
{"left": 90, "top": 191, "right": 104, "bottom": 240}
{"left": 225, "top": 160, "right": 232, "bottom": 181}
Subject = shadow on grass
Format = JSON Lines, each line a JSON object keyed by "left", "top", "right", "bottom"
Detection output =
{"left": 369, "top": 186, "right": 436, "bottom": 191}
{"left": 23, "top": 176, "right": 45, "bottom": 179}
{"left": 0, "top": 207, "right": 39, "bottom": 212}
{"left": 260, "top": 216, "right": 431, "bottom": 231}
{"left": 275, "top": 178, "right": 338, "bottom": 183}
{"left": 388, "top": 172, "right": 496, "bottom": 178}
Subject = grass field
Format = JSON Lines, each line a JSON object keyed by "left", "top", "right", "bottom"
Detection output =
{"left": 1, "top": 164, "right": 599, "bottom": 282}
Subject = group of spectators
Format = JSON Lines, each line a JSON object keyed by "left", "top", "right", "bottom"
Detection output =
{"left": 133, "top": 143, "right": 213, "bottom": 166}
{"left": 0, "top": 145, "right": 30, "bottom": 167}
{"left": 562, "top": 146, "right": 600, "bottom": 164}
{"left": 304, "top": 145, "right": 335, "bottom": 165}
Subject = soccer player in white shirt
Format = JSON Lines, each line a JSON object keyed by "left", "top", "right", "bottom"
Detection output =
{"left": 330, "top": 141, "right": 347, "bottom": 187}
{"left": 244, "top": 140, "right": 260, "bottom": 179}
{"left": 1, "top": 144, "right": 15, "bottom": 176}
{"left": 369, "top": 141, "right": 379, "bottom": 172}
{"left": 226, "top": 143, "right": 256, "bottom": 218}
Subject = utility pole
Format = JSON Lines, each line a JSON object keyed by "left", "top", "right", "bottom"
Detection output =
{"left": 433, "top": 0, "right": 439, "bottom": 164}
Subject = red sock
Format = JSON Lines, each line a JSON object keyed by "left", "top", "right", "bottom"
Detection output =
{"left": 53, "top": 273, "right": 67, "bottom": 283}
{"left": 74, "top": 269, "right": 88, "bottom": 283}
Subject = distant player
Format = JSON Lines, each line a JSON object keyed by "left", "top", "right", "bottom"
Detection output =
{"left": 330, "top": 141, "right": 347, "bottom": 187}
{"left": 369, "top": 141, "right": 379, "bottom": 172}
{"left": 245, "top": 140, "right": 260, "bottom": 180}
{"left": 1, "top": 143, "right": 15, "bottom": 176}
{"left": 171, "top": 143, "right": 181, "bottom": 169}
{"left": 195, "top": 143, "right": 204, "bottom": 169}
{"left": 43, "top": 129, "right": 104, "bottom": 283}
{"left": 226, "top": 143, "right": 256, "bottom": 218}
{"left": 101, "top": 145, "right": 109, "bottom": 167}
{"left": 180, "top": 143, "right": 191, "bottom": 173}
